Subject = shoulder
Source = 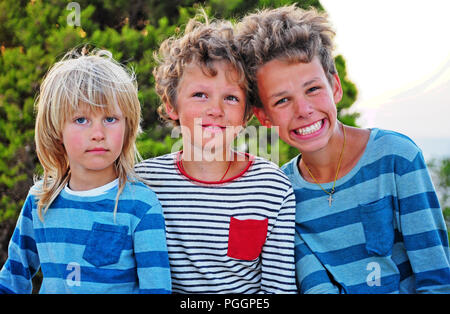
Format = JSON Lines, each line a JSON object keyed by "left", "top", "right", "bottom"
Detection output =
{"left": 19, "top": 182, "right": 42, "bottom": 219}
{"left": 18, "top": 180, "right": 52, "bottom": 221}
{"left": 251, "top": 155, "right": 288, "bottom": 175}
{"left": 135, "top": 152, "right": 177, "bottom": 172}
{"left": 370, "top": 128, "right": 422, "bottom": 160}
{"left": 116, "top": 180, "right": 165, "bottom": 221}
{"left": 136, "top": 152, "right": 177, "bottom": 166}
{"left": 134, "top": 152, "right": 180, "bottom": 185}
{"left": 248, "top": 155, "right": 293, "bottom": 191}
{"left": 26, "top": 180, "right": 48, "bottom": 207}
{"left": 28, "top": 179, "right": 43, "bottom": 196}
{"left": 280, "top": 155, "right": 300, "bottom": 182}
{"left": 121, "top": 180, "right": 160, "bottom": 206}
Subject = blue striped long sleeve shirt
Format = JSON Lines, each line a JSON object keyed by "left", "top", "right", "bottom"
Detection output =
{"left": 0, "top": 180, "right": 171, "bottom": 294}
{"left": 282, "top": 128, "right": 450, "bottom": 293}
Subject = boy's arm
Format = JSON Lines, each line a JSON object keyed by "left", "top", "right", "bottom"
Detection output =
{"left": 396, "top": 151, "right": 450, "bottom": 293}
{"left": 260, "top": 188, "right": 297, "bottom": 293}
{"left": 0, "top": 195, "right": 40, "bottom": 294}
{"left": 134, "top": 200, "right": 172, "bottom": 294}
{"left": 295, "top": 230, "right": 340, "bottom": 294}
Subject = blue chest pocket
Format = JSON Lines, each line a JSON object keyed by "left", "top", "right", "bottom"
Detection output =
{"left": 83, "top": 222, "right": 129, "bottom": 267}
{"left": 359, "top": 197, "right": 395, "bottom": 256}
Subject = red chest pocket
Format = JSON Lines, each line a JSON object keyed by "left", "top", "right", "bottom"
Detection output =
{"left": 227, "top": 217, "right": 269, "bottom": 261}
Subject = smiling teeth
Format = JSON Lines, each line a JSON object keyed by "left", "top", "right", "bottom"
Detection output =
{"left": 204, "top": 125, "right": 223, "bottom": 130}
{"left": 295, "top": 120, "right": 323, "bottom": 135}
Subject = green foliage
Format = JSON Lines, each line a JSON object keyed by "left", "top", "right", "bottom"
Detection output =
{"left": 335, "top": 55, "right": 359, "bottom": 127}
{"left": 429, "top": 157, "right": 450, "bottom": 208}
{"left": 0, "top": 0, "right": 359, "bottom": 221}
{"left": 428, "top": 158, "right": 450, "bottom": 240}
{"left": 137, "top": 131, "right": 181, "bottom": 160}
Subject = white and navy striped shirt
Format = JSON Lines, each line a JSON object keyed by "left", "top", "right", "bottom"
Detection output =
{"left": 135, "top": 152, "right": 297, "bottom": 293}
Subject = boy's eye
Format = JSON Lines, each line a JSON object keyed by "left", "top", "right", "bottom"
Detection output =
{"left": 307, "top": 86, "right": 321, "bottom": 94}
{"left": 225, "top": 95, "right": 239, "bottom": 102}
{"left": 274, "top": 98, "right": 288, "bottom": 106}
{"left": 75, "top": 117, "right": 88, "bottom": 124}
{"left": 104, "top": 117, "right": 117, "bottom": 123}
{"left": 193, "top": 92, "right": 207, "bottom": 99}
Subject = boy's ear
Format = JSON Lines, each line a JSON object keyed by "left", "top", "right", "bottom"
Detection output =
{"left": 331, "top": 73, "right": 343, "bottom": 104}
{"left": 253, "top": 107, "right": 272, "bottom": 128}
{"left": 165, "top": 102, "right": 179, "bottom": 120}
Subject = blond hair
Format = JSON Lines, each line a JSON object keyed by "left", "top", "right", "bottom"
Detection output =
{"left": 34, "top": 47, "right": 142, "bottom": 221}
{"left": 153, "top": 13, "right": 252, "bottom": 125}
{"left": 236, "top": 5, "right": 337, "bottom": 108}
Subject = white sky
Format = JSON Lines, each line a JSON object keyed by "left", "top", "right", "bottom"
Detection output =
{"left": 320, "top": 0, "right": 450, "bottom": 159}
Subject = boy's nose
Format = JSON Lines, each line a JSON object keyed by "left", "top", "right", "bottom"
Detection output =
{"left": 206, "top": 98, "right": 225, "bottom": 117}
{"left": 91, "top": 122, "right": 105, "bottom": 141}
{"left": 294, "top": 98, "right": 314, "bottom": 119}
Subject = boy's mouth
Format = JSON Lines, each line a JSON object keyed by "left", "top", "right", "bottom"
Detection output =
{"left": 202, "top": 124, "right": 226, "bottom": 132}
{"left": 293, "top": 119, "right": 324, "bottom": 136}
{"left": 86, "top": 147, "right": 109, "bottom": 153}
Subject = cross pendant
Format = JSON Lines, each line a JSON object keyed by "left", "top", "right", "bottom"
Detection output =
{"left": 327, "top": 189, "right": 335, "bottom": 207}
{"left": 327, "top": 194, "right": 333, "bottom": 206}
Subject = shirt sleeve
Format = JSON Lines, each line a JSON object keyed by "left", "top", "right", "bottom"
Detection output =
{"left": 0, "top": 194, "right": 40, "bottom": 294}
{"left": 260, "top": 188, "right": 297, "bottom": 293}
{"left": 133, "top": 200, "right": 172, "bottom": 294}
{"left": 294, "top": 229, "right": 340, "bottom": 294}
{"left": 395, "top": 150, "right": 450, "bottom": 293}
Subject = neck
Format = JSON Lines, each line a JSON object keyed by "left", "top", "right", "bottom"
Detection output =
{"left": 180, "top": 154, "right": 233, "bottom": 182}
{"left": 182, "top": 142, "right": 233, "bottom": 163}
{"left": 68, "top": 166, "right": 118, "bottom": 191}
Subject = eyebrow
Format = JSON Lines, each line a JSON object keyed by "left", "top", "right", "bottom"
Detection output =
{"left": 303, "top": 77, "right": 320, "bottom": 87}
{"left": 269, "top": 90, "right": 289, "bottom": 99}
{"left": 184, "top": 83, "right": 208, "bottom": 91}
{"left": 185, "top": 83, "right": 244, "bottom": 95}
{"left": 268, "top": 77, "right": 320, "bottom": 99}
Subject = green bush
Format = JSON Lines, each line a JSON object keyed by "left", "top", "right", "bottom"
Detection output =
{"left": 0, "top": 0, "right": 358, "bottom": 222}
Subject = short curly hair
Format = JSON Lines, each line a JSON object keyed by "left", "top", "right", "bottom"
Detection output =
{"left": 153, "top": 15, "right": 252, "bottom": 126}
{"left": 236, "top": 5, "right": 337, "bottom": 108}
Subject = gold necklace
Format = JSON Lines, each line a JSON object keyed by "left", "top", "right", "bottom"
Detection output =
{"left": 302, "top": 124, "right": 346, "bottom": 206}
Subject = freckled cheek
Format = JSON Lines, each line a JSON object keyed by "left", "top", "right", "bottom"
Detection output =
{"left": 179, "top": 107, "right": 202, "bottom": 122}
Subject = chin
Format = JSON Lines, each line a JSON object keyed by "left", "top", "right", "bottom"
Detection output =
{"left": 292, "top": 136, "right": 331, "bottom": 154}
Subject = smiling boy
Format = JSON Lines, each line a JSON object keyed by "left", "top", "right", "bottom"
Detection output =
{"left": 237, "top": 5, "right": 450, "bottom": 293}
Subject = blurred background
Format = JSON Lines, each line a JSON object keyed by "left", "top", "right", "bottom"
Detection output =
{"left": 0, "top": 0, "right": 449, "bottom": 292}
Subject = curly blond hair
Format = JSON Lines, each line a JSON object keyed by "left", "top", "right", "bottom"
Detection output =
{"left": 34, "top": 47, "right": 142, "bottom": 221}
{"left": 153, "top": 14, "right": 252, "bottom": 125}
{"left": 236, "top": 5, "right": 337, "bottom": 108}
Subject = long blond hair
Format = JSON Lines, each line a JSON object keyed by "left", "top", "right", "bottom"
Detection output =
{"left": 34, "top": 47, "right": 142, "bottom": 221}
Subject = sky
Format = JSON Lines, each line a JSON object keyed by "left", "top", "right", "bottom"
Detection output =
{"left": 320, "top": 0, "right": 450, "bottom": 161}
